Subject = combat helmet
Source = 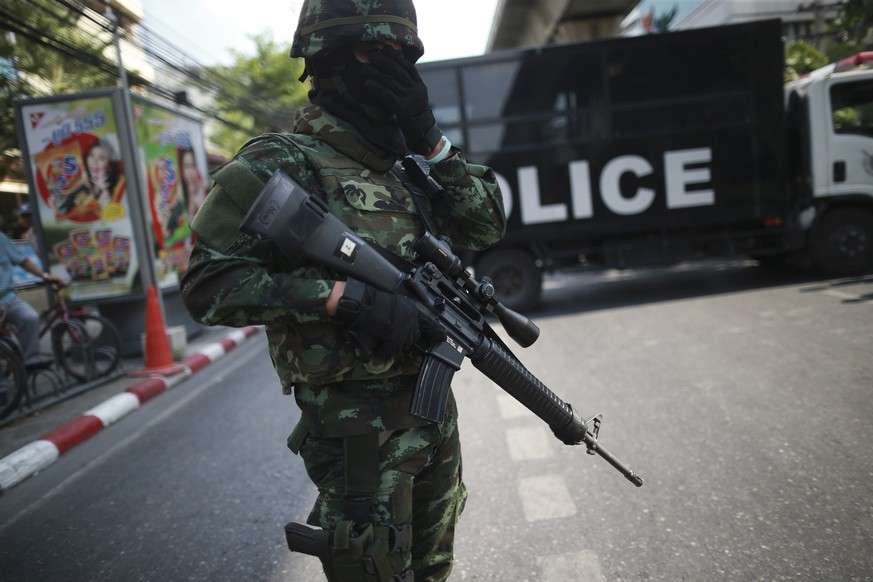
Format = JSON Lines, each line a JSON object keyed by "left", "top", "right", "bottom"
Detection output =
{"left": 291, "top": 0, "right": 424, "bottom": 63}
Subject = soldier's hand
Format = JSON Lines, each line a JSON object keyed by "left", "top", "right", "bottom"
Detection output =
{"left": 332, "top": 277, "right": 425, "bottom": 358}
{"left": 362, "top": 47, "right": 443, "bottom": 155}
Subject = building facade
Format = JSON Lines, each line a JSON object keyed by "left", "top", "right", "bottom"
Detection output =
{"left": 673, "top": 0, "right": 841, "bottom": 50}
{"left": 490, "top": 0, "right": 844, "bottom": 49}
{"left": 488, "top": 0, "right": 638, "bottom": 50}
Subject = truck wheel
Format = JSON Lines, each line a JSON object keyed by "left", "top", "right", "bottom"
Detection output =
{"left": 812, "top": 208, "right": 873, "bottom": 275}
{"left": 476, "top": 249, "right": 543, "bottom": 312}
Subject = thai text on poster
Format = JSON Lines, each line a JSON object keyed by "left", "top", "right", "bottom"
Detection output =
{"left": 20, "top": 94, "right": 137, "bottom": 301}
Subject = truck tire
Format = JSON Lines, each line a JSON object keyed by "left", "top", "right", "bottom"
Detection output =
{"left": 811, "top": 208, "right": 873, "bottom": 275}
{"left": 475, "top": 249, "right": 543, "bottom": 312}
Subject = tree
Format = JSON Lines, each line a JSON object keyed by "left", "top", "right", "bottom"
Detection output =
{"left": 199, "top": 33, "right": 309, "bottom": 157}
{"left": 784, "top": 40, "right": 829, "bottom": 82}
{"left": 826, "top": 0, "right": 873, "bottom": 60}
{"left": 1, "top": 0, "right": 119, "bottom": 181}
{"left": 651, "top": 6, "right": 678, "bottom": 33}
{"left": 784, "top": 0, "right": 873, "bottom": 82}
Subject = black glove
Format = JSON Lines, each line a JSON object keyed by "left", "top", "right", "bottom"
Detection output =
{"left": 333, "top": 278, "right": 428, "bottom": 358}
{"left": 361, "top": 47, "right": 443, "bottom": 155}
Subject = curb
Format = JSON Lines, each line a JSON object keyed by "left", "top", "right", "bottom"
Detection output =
{"left": 0, "top": 326, "right": 262, "bottom": 495}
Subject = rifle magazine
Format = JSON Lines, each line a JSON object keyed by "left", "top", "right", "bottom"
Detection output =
{"left": 410, "top": 350, "right": 460, "bottom": 422}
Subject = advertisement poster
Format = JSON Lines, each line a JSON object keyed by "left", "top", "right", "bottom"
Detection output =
{"left": 132, "top": 98, "right": 208, "bottom": 287}
{"left": 18, "top": 93, "right": 138, "bottom": 301}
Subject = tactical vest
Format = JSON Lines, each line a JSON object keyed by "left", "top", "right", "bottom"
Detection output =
{"left": 204, "top": 132, "right": 426, "bottom": 264}
{"left": 192, "top": 129, "right": 429, "bottom": 437}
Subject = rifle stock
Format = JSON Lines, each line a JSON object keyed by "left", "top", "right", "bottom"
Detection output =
{"left": 240, "top": 171, "right": 643, "bottom": 487}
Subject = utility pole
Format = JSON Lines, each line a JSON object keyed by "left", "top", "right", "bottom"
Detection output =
{"left": 813, "top": 0, "right": 826, "bottom": 52}
{"left": 798, "top": 0, "right": 843, "bottom": 52}
{"left": 103, "top": 2, "right": 163, "bottom": 315}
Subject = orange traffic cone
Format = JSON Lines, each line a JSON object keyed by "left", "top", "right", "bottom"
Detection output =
{"left": 129, "top": 285, "right": 185, "bottom": 377}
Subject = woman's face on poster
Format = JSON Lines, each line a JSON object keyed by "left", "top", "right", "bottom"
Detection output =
{"left": 87, "top": 145, "right": 110, "bottom": 178}
{"left": 181, "top": 151, "right": 200, "bottom": 187}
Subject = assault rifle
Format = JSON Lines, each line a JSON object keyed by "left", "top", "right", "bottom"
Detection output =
{"left": 240, "top": 171, "right": 643, "bottom": 487}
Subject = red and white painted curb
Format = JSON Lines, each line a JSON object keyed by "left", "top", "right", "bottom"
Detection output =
{"left": 0, "top": 326, "right": 261, "bottom": 495}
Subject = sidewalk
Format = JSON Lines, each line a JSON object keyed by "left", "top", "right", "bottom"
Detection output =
{"left": 0, "top": 324, "right": 263, "bottom": 494}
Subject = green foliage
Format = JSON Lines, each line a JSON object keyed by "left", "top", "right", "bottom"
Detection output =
{"left": 783, "top": 0, "right": 873, "bottom": 83}
{"left": 784, "top": 41, "right": 829, "bottom": 82}
{"left": 828, "top": 0, "right": 873, "bottom": 57}
{"left": 1, "top": 0, "right": 118, "bottom": 181}
{"left": 832, "top": 107, "right": 859, "bottom": 130}
{"left": 201, "top": 33, "right": 309, "bottom": 157}
{"left": 208, "top": 110, "right": 255, "bottom": 160}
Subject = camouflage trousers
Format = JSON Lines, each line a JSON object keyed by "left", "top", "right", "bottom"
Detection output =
{"left": 295, "top": 406, "right": 467, "bottom": 581}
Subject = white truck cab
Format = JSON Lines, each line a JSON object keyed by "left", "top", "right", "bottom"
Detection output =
{"left": 786, "top": 53, "right": 873, "bottom": 273}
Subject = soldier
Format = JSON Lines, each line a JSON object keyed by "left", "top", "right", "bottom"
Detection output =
{"left": 180, "top": 1, "right": 505, "bottom": 580}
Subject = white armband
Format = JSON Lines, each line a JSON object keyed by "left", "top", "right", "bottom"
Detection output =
{"left": 425, "top": 136, "right": 452, "bottom": 165}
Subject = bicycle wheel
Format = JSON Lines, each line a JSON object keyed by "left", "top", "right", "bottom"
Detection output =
{"left": 0, "top": 337, "right": 28, "bottom": 419}
{"left": 52, "top": 315, "right": 122, "bottom": 382}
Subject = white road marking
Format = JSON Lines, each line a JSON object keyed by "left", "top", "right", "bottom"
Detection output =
{"left": 517, "top": 474, "right": 576, "bottom": 522}
{"left": 540, "top": 550, "right": 607, "bottom": 582}
{"left": 497, "top": 392, "right": 530, "bottom": 419}
{"left": 505, "top": 425, "right": 552, "bottom": 461}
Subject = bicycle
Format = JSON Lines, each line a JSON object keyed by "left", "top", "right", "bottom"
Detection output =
{"left": 39, "top": 282, "right": 123, "bottom": 382}
{"left": 0, "top": 310, "right": 28, "bottom": 420}
{"left": 0, "top": 281, "right": 123, "bottom": 420}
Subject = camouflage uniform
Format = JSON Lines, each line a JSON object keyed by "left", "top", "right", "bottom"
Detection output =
{"left": 181, "top": 100, "right": 505, "bottom": 580}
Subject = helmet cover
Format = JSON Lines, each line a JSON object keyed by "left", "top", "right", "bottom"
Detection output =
{"left": 291, "top": 0, "right": 424, "bottom": 62}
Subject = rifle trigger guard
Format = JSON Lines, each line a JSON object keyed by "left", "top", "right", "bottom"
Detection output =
{"left": 584, "top": 413, "right": 603, "bottom": 455}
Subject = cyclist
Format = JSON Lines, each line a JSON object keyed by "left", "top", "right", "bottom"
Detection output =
{"left": 0, "top": 231, "right": 65, "bottom": 372}
{"left": 12, "top": 203, "right": 35, "bottom": 246}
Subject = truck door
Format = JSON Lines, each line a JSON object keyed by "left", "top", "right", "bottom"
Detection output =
{"left": 809, "top": 75, "right": 873, "bottom": 275}
{"left": 826, "top": 77, "right": 873, "bottom": 198}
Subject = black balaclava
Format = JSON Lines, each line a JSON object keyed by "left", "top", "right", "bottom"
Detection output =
{"left": 307, "top": 47, "right": 407, "bottom": 158}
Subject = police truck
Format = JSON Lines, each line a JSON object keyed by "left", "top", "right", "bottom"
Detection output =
{"left": 418, "top": 19, "right": 873, "bottom": 311}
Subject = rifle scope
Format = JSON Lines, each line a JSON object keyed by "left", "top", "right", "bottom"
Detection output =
{"left": 414, "top": 232, "right": 540, "bottom": 348}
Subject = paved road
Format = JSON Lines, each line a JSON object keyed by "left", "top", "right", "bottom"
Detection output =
{"left": 0, "top": 337, "right": 324, "bottom": 581}
{"left": 451, "top": 262, "right": 873, "bottom": 581}
{"left": 0, "top": 261, "right": 870, "bottom": 581}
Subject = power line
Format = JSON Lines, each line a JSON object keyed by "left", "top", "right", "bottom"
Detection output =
{"left": 3, "top": 0, "right": 299, "bottom": 135}
{"left": 0, "top": 10, "right": 119, "bottom": 80}
{"left": 131, "top": 21, "right": 297, "bottom": 129}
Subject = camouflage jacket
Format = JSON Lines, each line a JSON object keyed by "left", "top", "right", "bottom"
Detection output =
{"left": 181, "top": 105, "right": 505, "bottom": 435}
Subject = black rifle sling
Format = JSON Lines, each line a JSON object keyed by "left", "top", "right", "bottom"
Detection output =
{"left": 392, "top": 157, "right": 441, "bottom": 238}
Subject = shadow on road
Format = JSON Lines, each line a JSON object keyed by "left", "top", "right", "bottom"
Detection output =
{"left": 526, "top": 260, "right": 871, "bottom": 319}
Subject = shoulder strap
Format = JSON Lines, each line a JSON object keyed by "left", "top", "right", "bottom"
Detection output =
{"left": 391, "top": 157, "right": 441, "bottom": 237}
{"left": 254, "top": 133, "right": 325, "bottom": 197}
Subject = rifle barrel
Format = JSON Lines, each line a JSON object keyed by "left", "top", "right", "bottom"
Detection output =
{"left": 470, "top": 336, "right": 643, "bottom": 487}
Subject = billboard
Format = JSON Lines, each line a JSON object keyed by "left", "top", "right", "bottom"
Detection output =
{"left": 15, "top": 90, "right": 208, "bottom": 301}
{"left": 132, "top": 97, "right": 208, "bottom": 287}
{"left": 17, "top": 90, "right": 138, "bottom": 301}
